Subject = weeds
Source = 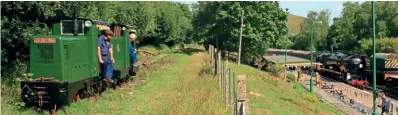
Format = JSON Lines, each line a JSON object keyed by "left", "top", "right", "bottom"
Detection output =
{"left": 265, "top": 64, "right": 286, "bottom": 78}
{"left": 303, "top": 93, "right": 318, "bottom": 103}
{"left": 286, "top": 72, "right": 296, "bottom": 82}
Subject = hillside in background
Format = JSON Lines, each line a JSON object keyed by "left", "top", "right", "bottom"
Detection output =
{"left": 287, "top": 14, "right": 305, "bottom": 35}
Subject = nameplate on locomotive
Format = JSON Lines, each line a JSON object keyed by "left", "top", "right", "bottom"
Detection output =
{"left": 34, "top": 38, "right": 56, "bottom": 43}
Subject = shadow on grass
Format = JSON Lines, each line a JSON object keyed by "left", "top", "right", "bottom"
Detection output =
{"left": 177, "top": 48, "right": 206, "bottom": 56}
{"left": 279, "top": 97, "right": 301, "bottom": 106}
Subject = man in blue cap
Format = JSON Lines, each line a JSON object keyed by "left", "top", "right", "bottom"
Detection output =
{"left": 98, "top": 29, "right": 115, "bottom": 83}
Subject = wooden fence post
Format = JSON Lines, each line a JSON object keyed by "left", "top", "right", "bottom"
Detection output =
{"left": 237, "top": 75, "right": 248, "bottom": 115}
{"left": 210, "top": 45, "right": 213, "bottom": 63}
{"left": 222, "top": 59, "right": 225, "bottom": 91}
{"left": 237, "top": 75, "right": 246, "bottom": 100}
{"left": 225, "top": 59, "right": 229, "bottom": 108}
{"left": 214, "top": 48, "right": 218, "bottom": 75}
{"left": 218, "top": 51, "right": 221, "bottom": 76}
{"left": 215, "top": 48, "right": 221, "bottom": 89}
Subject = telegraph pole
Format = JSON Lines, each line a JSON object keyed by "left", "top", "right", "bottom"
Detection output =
{"left": 238, "top": 9, "right": 244, "bottom": 66}
{"left": 371, "top": 1, "right": 377, "bottom": 115}
{"left": 309, "top": 22, "right": 314, "bottom": 93}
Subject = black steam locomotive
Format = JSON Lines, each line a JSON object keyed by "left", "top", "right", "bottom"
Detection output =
{"left": 314, "top": 52, "right": 369, "bottom": 89}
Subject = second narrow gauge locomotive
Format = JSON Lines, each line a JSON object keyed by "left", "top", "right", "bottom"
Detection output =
{"left": 20, "top": 18, "right": 138, "bottom": 108}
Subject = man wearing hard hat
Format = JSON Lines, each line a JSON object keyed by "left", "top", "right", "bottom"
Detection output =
{"left": 98, "top": 29, "right": 115, "bottom": 83}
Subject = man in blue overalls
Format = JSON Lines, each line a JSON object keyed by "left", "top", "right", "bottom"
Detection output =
{"left": 129, "top": 30, "right": 138, "bottom": 67}
{"left": 98, "top": 30, "right": 115, "bottom": 83}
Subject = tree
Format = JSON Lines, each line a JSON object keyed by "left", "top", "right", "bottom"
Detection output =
{"left": 193, "top": 1, "right": 288, "bottom": 62}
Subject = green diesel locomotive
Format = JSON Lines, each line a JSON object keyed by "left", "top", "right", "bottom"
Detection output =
{"left": 20, "top": 18, "right": 137, "bottom": 108}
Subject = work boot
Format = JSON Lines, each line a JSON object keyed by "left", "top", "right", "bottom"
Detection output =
{"left": 133, "top": 61, "right": 140, "bottom": 67}
{"left": 104, "top": 78, "right": 115, "bottom": 83}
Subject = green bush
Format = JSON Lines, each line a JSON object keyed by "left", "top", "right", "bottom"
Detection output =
{"left": 1, "top": 62, "right": 28, "bottom": 109}
{"left": 355, "top": 37, "right": 398, "bottom": 55}
{"left": 266, "top": 65, "right": 286, "bottom": 78}
{"left": 286, "top": 73, "right": 296, "bottom": 82}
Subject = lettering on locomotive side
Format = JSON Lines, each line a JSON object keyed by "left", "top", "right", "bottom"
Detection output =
{"left": 34, "top": 38, "right": 56, "bottom": 43}
{"left": 97, "top": 24, "right": 110, "bottom": 30}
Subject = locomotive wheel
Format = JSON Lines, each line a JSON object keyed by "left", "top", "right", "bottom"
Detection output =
{"left": 90, "top": 86, "right": 96, "bottom": 97}
{"left": 360, "top": 85, "right": 364, "bottom": 90}
{"left": 98, "top": 82, "right": 103, "bottom": 95}
{"left": 82, "top": 89, "right": 90, "bottom": 98}
{"left": 339, "top": 74, "right": 344, "bottom": 82}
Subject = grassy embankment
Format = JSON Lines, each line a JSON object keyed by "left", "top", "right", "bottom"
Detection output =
{"left": 228, "top": 62, "right": 343, "bottom": 115}
{"left": 287, "top": 14, "right": 305, "bottom": 34}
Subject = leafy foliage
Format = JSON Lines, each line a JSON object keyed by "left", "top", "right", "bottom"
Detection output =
{"left": 286, "top": 73, "right": 296, "bottom": 82}
{"left": 355, "top": 37, "right": 398, "bottom": 55}
{"left": 290, "top": 2, "right": 398, "bottom": 53}
{"left": 265, "top": 65, "right": 286, "bottom": 78}
{"left": 193, "top": 1, "right": 289, "bottom": 63}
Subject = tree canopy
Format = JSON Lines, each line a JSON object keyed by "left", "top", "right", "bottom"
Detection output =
{"left": 328, "top": 1, "right": 398, "bottom": 53}
{"left": 192, "top": 1, "right": 289, "bottom": 62}
{"left": 289, "top": 1, "right": 398, "bottom": 54}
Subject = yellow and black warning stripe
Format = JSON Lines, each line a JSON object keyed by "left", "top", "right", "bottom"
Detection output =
{"left": 385, "top": 60, "right": 398, "bottom": 68}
